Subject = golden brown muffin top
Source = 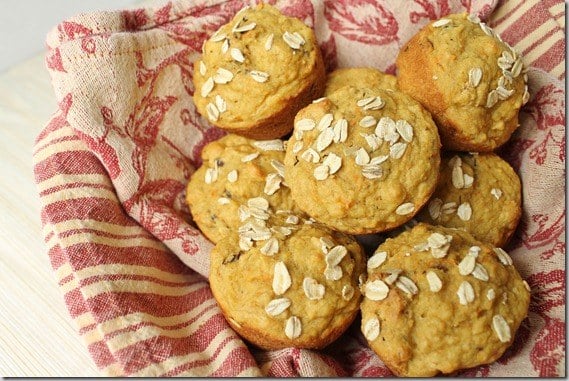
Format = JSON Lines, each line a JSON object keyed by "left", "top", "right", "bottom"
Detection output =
{"left": 360, "top": 223, "right": 531, "bottom": 376}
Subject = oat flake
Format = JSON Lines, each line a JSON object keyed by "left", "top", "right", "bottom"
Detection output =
{"left": 227, "top": 169, "right": 238, "bottom": 183}
{"left": 395, "top": 202, "right": 415, "bottom": 215}
{"left": 253, "top": 139, "right": 284, "bottom": 151}
{"left": 432, "top": 18, "right": 451, "bottom": 27}
{"left": 363, "top": 317, "right": 381, "bottom": 341}
{"left": 428, "top": 198, "right": 443, "bottom": 220}
{"left": 426, "top": 271, "right": 442, "bottom": 292}
{"left": 359, "top": 115, "right": 377, "bottom": 128}
{"left": 492, "top": 315, "right": 511, "bottom": 342}
{"left": 494, "top": 247, "right": 513, "bottom": 266}
{"left": 491, "top": 188, "right": 503, "bottom": 200}
{"left": 265, "top": 297, "right": 291, "bottom": 316}
{"left": 342, "top": 285, "right": 355, "bottom": 301}
{"left": 273, "top": 261, "right": 292, "bottom": 295}
{"left": 314, "top": 165, "right": 330, "bottom": 180}
{"left": 230, "top": 47, "right": 245, "bottom": 63}
{"left": 469, "top": 67, "right": 483, "bottom": 87}
{"left": 367, "top": 251, "right": 387, "bottom": 269}
{"left": 355, "top": 148, "right": 371, "bottom": 165}
{"left": 457, "top": 202, "right": 472, "bottom": 221}
{"left": 201, "top": 77, "right": 214, "bottom": 98}
{"left": 395, "top": 276, "right": 418, "bottom": 296}
{"left": 324, "top": 265, "right": 343, "bottom": 281}
{"left": 264, "top": 33, "right": 274, "bottom": 51}
{"left": 323, "top": 153, "right": 342, "bottom": 174}
{"left": 250, "top": 70, "right": 270, "bottom": 83}
{"left": 241, "top": 152, "right": 259, "bottom": 162}
{"left": 326, "top": 245, "right": 347, "bottom": 266}
{"left": 472, "top": 263, "right": 489, "bottom": 282}
{"left": 458, "top": 253, "right": 476, "bottom": 276}
{"left": 395, "top": 120, "right": 414, "bottom": 142}
{"left": 259, "top": 237, "right": 279, "bottom": 257}
{"left": 296, "top": 118, "right": 316, "bottom": 131}
{"left": 303, "top": 277, "right": 325, "bottom": 300}
{"left": 364, "top": 280, "right": 389, "bottom": 301}
{"left": 457, "top": 281, "right": 475, "bottom": 305}
{"left": 285, "top": 316, "right": 302, "bottom": 339}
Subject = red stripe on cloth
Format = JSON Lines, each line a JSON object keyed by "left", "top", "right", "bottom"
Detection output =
{"left": 266, "top": 351, "right": 299, "bottom": 377}
{"left": 520, "top": 28, "right": 559, "bottom": 55}
{"left": 491, "top": 0, "right": 526, "bottom": 25}
{"left": 530, "top": 38, "right": 565, "bottom": 73}
{"left": 59, "top": 227, "right": 154, "bottom": 242}
{"left": 34, "top": 150, "right": 107, "bottom": 183}
{"left": 35, "top": 117, "right": 68, "bottom": 144}
{"left": 58, "top": 273, "right": 75, "bottom": 286}
{"left": 197, "top": 345, "right": 258, "bottom": 377}
{"left": 542, "top": 0, "right": 564, "bottom": 10}
{"left": 495, "top": 2, "right": 549, "bottom": 46}
{"left": 78, "top": 273, "right": 199, "bottom": 289}
{"left": 47, "top": 237, "right": 67, "bottom": 270}
{"left": 39, "top": 182, "right": 115, "bottom": 197}
{"left": 33, "top": 135, "right": 81, "bottom": 156}
{"left": 79, "top": 322, "right": 98, "bottom": 335}
{"left": 116, "top": 313, "right": 231, "bottom": 375}
{"left": 101, "top": 301, "right": 219, "bottom": 342}
{"left": 64, "top": 288, "right": 90, "bottom": 318}
{"left": 87, "top": 339, "right": 119, "bottom": 370}
{"left": 63, "top": 243, "right": 191, "bottom": 274}
{"left": 87, "top": 286, "right": 212, "bottom": 321}
{"left": 42, "top": 198, "right": 132, "bottom": 225}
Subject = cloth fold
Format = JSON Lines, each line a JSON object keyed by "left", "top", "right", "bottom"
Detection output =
{"left": 34, "top": 0, "right": 565, "bottom": 376}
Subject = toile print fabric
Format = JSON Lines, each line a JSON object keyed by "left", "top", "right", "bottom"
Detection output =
{"left": 33, "top": 0, "right": 565, "bottom": 376}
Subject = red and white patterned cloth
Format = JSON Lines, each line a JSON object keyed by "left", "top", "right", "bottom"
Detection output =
{"left": 34, "top": 0, "right": 565, "bottom": 376}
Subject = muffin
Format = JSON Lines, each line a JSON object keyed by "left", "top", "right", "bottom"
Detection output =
{"left": 193, "top": 3, "right": 326, "bottom": 139}
{"left": 324, "top": 67, "right": 398, "bottom": 96}
{"left": 396, "top": 13, "right": 530, "bottom": 152}
{"left": 416, "top": 152, "right": 522, "bottom": 247}
{"left": 209, "top": 212, "right": 366, "bottom": 349}
{"left": 360, "top": 223, "right": 531, "bottom": 377}
{"left": 283, "top": 85, "right": 441, "bottom": 234}
{"left": 186, "top": 134, "right": 302, "bottom": 243}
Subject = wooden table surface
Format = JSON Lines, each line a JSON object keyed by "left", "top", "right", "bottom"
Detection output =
{"left": 0, "top": 55, "right": 100, "bottom": 377}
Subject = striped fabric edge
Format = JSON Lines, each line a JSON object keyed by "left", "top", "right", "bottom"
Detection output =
{"left": 490, "top": 0, "right": 565, "bottom": 80}
{"left": 33, "top": 119, "right": 260, "bottom": 377}
{"left": 251, "top": 347, "right": 351, "bottom": 377}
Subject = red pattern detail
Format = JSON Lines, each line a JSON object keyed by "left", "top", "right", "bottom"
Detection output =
{"left": 74, "top": 123, "right": 123, "bottom": 180}
{"left": 35, "top": 93, "right": 73, "bottom": 143}
{"left": 527, "top": 83, "right": 565, "bottom": 164}
{"left": 154, "top": 2, "right": 173, "bottom": 24}
{"left": 122, "top": 8, "right": 150, "bottom": 31}
{"left": 410, "top": 0, "right": 452, "bottom": 23}
{"left": 324, "top": 0, "right": 399, "bottom": 45}
{"left": 58, "top": 21, "right": 93, "bottom": 40}
{"left": 528, "top": 269, "right": 565, "bottom": 315}
{"left": 531, "top": 316, "right": 566, "bottom": 376}
{"left": 267, "top": 0, "right": 316, "bottom": 26}
{"left": 46, "top": 47, "right": 66, "bottom": 73}
{"left": 522, "top": 213, "right": 565, "bottom": 251}
{"left": 526, "top": 270, "right": 566, "bottom": 375}
{"left": 58, "top": 21, "right": 96, "bottom": 53}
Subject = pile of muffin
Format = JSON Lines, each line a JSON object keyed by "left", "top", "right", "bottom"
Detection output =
{"left": 186, "top": 4, "right": 531, "bottom": 377}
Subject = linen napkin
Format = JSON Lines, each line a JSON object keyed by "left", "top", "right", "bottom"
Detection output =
{"left": 34, "top": 0, "right": 565, "bottom": 376}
